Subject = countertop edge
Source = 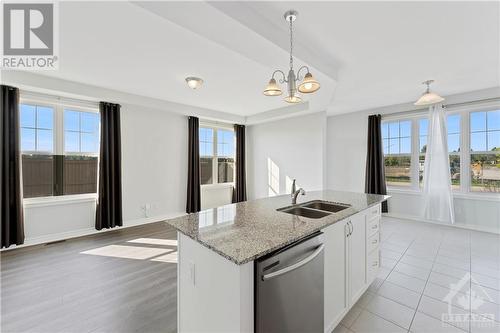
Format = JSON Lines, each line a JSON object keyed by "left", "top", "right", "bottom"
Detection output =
{"left": 168, "top": 199, "right": 386, "bottom": 265}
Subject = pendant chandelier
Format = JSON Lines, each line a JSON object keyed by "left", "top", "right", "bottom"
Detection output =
{"left": 263, "top": 10, "right": 320, "bottom": 103}
{"left": 414, "top": 80, "right": 445, "bottom": 106}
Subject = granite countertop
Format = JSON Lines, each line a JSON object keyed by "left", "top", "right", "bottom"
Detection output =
{"left": 165, "top": 190, "right": 389, "bottom": 265}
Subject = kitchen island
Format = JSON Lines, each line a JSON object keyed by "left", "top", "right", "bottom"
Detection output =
{"left": 165, "top": 190, "right": 388, "bottom": 333}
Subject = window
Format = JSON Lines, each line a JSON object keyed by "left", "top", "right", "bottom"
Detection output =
{"left": 20, "top": 101, "right": 99, "bottom": 198}
{"left": 382, "top": 120, "right": 412, "bottom": 187}
{"left": 64, "top": 110, "right": 99, "bottom": 153}
{"left": 383, "top": 105, "right": 500, "bottom": 196}
{"left": 199, "top": 125, "right": 235, "bottom": 185}
{"left": 200, "top": 127, "right": 214, "bottom": 185}
{"left": 470, "top": 110, "right": 500, "bottom": 192}
{"left": 20, "top": 104, "right": 54, "bottom": 153}
{"left": 447, "top": 114, "right": 461, "bottom": 190}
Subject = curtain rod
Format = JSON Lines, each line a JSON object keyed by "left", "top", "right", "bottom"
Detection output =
{"left": 19, "top": 89, "right": 101, "bottom": 108}
{"left": 382, "top": 96, "right": 500, "bottom": 119}
{"left": 442, "top": 97, "right": 500, "bottom": 109}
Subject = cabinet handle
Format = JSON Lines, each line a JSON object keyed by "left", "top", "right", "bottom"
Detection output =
{"left": 372, "top": 239, "right": 378, "bottom": 244}
{"left": 371, "top": 224, "right": 378, "bottom": 230}
{"left": 372, "top": 261, "right": 379, "bottom": 267}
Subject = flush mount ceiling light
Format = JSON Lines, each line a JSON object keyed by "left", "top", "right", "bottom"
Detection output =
{"left": 186, "top": 77, "right": 203, "bottom": 89}
{"left": 414, "top": 80, "right": 445, "bottom": 106}
{"left": 263, "top": 10, "right": 320, "bottom": 103}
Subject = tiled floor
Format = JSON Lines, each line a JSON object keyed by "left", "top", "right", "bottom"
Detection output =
{"left": 334, "top": 217, "right": 500, "bottom": 333}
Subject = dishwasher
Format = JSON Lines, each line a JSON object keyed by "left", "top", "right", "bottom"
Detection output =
{"left": 255, "top": 232, "right": 324, "bottom": 333}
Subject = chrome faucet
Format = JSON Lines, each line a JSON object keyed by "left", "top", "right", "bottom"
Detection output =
{"left": 291, "top": 179, "right": 305, "bottom": 205}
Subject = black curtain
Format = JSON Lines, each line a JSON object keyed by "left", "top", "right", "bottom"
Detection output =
{"left": 95, "top": 102, "right": 123, "bottom": 230}
{"left": 1, "top": 85, "right": 24, "bottom": 248}
{"left": 233, "top": 124, "right": 247, "bottom": 203}
{"left": 186, "top": 116, "right": 201, "bottom": 213}
{"left": 365, "top": 114, "right": 388, "bottom": 213}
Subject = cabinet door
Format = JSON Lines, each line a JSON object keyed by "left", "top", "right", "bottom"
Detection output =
{"left": 324, "top": 220, "right": 348, "bottom": 332}
{"left": 348, "top": 213, "right": 367, "bottom": 306}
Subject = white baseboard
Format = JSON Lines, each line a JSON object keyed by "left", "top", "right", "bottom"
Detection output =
{"left": 1, "top": 212, "right": 186, "bottom": 252}
{"left": 384, "top": 213, "right": 500, "bottom": 235}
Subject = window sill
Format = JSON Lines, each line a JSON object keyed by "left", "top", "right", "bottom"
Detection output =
{"left": 387, "top": 188, "right": 500, "bottom": 202}
{"left": 201, "top": 183, "right": 235, "bottom": 190}
{"left": 24, "top": 193, "right": 97, "bottom": 208}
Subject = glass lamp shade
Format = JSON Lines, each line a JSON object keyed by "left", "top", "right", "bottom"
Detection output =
{"left": 284, "top": 94, "right": 302, "bottom": 103}
{"left": 263, "top": 78, "right": 282, "bottom": 96}
{"left": 186, "top": 77, "right": 203, "bottom": 89}
{"left": 414, "top": 92, "right": 445, "bottom": 106}
{"left": 298, "top": 72, "right": 320, "bottom": 93}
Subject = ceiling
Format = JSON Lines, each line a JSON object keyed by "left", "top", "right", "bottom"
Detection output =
{"left": 23, "top": 1, "right": 500, "bottom": 119}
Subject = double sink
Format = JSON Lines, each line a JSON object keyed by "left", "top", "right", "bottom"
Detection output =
{"left": 277, "top": 200, "right": 351, "bottom": 219}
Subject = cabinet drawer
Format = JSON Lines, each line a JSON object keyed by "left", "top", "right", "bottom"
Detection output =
{"left": 367, "top": 232, "right": 380, "bottom": 254}
{"left": 367, "top": 217, "right": 380, "bottom": 237}
{"left": 366, "top": 204, "right": 381, "bottom": 221}
{"left": 367, "top": 248, "right": 380, "bottom": 281}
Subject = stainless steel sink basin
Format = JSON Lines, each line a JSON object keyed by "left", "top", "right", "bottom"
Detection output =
{"left": 301, "top": 200, "right": 350, "bottom": 213}
{"left": 277, "top": 206, "right": 331, "bottom": 219}
{"left": 277, "top": 200, "right": 351, "bottom": 219}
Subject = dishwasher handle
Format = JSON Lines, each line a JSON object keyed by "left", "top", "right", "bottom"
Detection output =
{"left": 262, "top": 244, "right": 325, "bottom": 281}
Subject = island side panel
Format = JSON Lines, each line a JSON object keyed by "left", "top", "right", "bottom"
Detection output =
{"left": 178, "top": 233, "right": 253, "bottom": 333}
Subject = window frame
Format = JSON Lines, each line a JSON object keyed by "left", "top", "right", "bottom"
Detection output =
{"left": 382, "top": 117, "right": 420, "bottom": 191}
{"left": 468, "top": 108, "right": 500, "bottom": 194}
{"left": 382, "top": 101, "right": 500, "bottom": 199}
{"left": 63, "top": 106, "right": 100, "bottom": 157}
{"left": 19, "top": 100, "right": 57, "bottom": 155}
{"left": 199, "top": 122, "right": 236, "bottom": 187}
{"left": 19, "top": 95, "right": 100, "bottom": 203}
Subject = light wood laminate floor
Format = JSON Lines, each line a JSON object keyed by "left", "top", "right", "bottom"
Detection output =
{"left": 1, "top": 222, "right": 178, "bottom": 333}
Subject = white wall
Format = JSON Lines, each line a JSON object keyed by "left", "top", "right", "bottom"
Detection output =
{"left": 247, "top": 112, "right": 326, "bottom": 200}
{"left": 326, "top": 88, "right": 500, "bottom": 233}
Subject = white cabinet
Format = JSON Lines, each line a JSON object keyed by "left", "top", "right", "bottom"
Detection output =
{"left": 323, "top": 219, "right": 348, "bottom": 332}
{"left": 323, "top": 203, "right": 381, "bottom": 333}
{"left": 347, "top": 212, "right": 367, "bottom": 305}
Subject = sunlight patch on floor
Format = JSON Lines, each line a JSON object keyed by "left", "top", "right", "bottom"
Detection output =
{"left": 127, "top": 238, "right": 178, "bottom": 246}
{"left": 80, "top": 245, "right": 173, "bottom": 260}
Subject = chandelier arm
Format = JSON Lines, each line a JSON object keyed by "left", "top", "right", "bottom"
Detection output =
{"left": 272, "top": 69, "right": 287, "bottom": 83}
{"left": 296, "top": 65, "right": 310, "bottom": 81}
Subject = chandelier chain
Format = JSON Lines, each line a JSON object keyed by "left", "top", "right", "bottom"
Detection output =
{"left": 289, "top": 17, "right": 293, "bottom": 70}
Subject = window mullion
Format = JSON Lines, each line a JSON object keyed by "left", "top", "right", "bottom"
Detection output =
{"left": 55, "top": 104, "right": 64, "bottom": 155}
{"left": 462, "top": 110, "right": 471, "bottom": 193}
{"left": 411, "top": 119, "right": 419, "bottom": 190}
{"left": 213, "top": 128, "right": 217, "bottom": 184}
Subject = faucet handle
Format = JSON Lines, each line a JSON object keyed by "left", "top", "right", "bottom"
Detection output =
{"left": 291, "top": 179, "right": 296, "bottom": 194}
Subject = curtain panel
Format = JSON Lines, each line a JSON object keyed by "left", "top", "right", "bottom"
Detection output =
{"left": 95, "top": 102, "right": 123, "bottom": 230}
{"left": 365, "top": 114, "right": 388, "bottom": 213}
{"left": 1, "top": 85, "right": 24, "bottom": 248}
{"left": 186, "top": 116, "right": 201, "bottom": 213}
{"left": 423, "top": 105, "right": 455, "bottom": 224}
{"left": 233, "top": 124, "right": 247, "bottom": 203}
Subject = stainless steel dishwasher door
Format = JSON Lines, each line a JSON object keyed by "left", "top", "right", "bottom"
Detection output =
{"left": 255, "top": 232, "right": 324, "bottom": 333}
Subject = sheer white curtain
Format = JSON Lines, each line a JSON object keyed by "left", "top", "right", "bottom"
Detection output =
{"left": 423, "top": 104, "right": 455, "bottom": 224}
